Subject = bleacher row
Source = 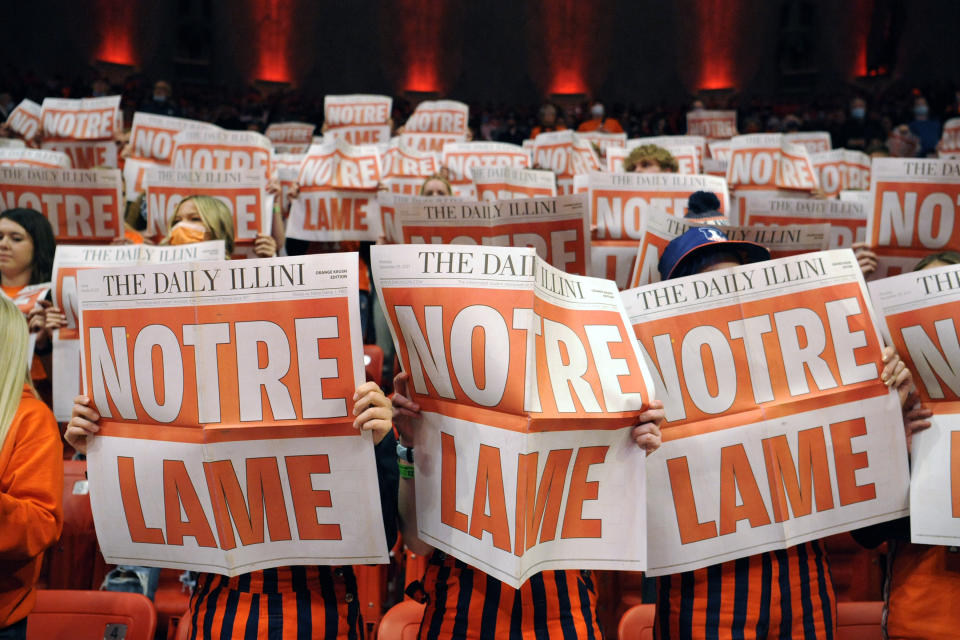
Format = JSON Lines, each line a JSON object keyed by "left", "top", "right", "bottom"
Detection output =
{"left": 38, "top": 343, "right": 889, "bottom": 640}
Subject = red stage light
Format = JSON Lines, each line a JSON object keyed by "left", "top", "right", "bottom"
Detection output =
{"left": 95, "top": 0, "right": 136, "bottom": 66}
{"left": 538, "top": 0, "right": 592, "bottom": 96}
{"left": 395, "top": 0, "right": 445, "bottom": 93}
{"left": 694, "top": 0, "right": 737, "bottom": 91}
{"left": 252, "top": 0, "right": 293, "bottom": 84}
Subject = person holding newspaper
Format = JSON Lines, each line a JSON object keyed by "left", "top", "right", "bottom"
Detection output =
{"left": 65, "top": 379, "right": 398, "bottom": 639}
{"left": 392, "top": 370, "right": 664, "bottom": 639}
{"left": 851, "top": 251, "right": 960, "bottom": 640}
{"left": 0, "top": 294, "right": 63, "bottom": 640}
{"left": 651, "top": 227, "right": 915, "bottom": 640}
{"left": 0, "top": 208, "right": 56, "bottom": 386}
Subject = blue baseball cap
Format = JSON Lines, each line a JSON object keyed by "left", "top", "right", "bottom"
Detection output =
{"left": 658, "top": 226, "right": 770, "bottom": 281}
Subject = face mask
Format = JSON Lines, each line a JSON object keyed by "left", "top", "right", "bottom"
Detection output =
{"left": 154, "top": 93, "right": 167, "bottom": 102}
{"left": 851, "top": 107, "right": 865, "bottom": 119}
{"left": 591, "top": 105, "right": 604, "bottom": 118}
{"left": 914, "top": 104, "right": 928, "bottom": 118}
{"left": 168, "top": 221, "right": 206, "bottom": 245}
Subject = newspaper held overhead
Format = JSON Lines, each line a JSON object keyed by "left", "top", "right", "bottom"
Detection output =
{"left": 372, "top": 243, "right": 654, "bottom": 587}
{"left": 395, "top": 193, "right": 590, "bottom": 276}
{"left": 866, "top": 158, "right": 960, "bottom": 279}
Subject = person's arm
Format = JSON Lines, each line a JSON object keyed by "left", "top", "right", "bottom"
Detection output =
{"left": 393, "top": 372, "right": 433, "bottom": 556}
{"left": 352, "top": 381, "right": 398, "bottom": 549}
{"left": 0, "top": 401, "right": 63, "bottom": 561}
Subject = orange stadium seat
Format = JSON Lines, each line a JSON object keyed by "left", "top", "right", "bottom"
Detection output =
{"left": 825, "top": 533, "right": 885, "bottom": 601}
{"left": 153, "top": 569, "right": 192, "bottom": 640}
{"left": 356, "top": 564, "right": 387, "bottom": 634}
{"left": 43, "top": 459, "right": 101, "bottom": 590}
{"left": 378, "top": 600, "right": 425, "bottom": 640}
{"left": 836, "top": 601, "right": 883, "bottom": 640}
{"left": 618, "top": 603, "right": 656, "bottom": 640}
{"left": 27, "top": 590, "right": 157, "bottom": 640}
{"left": 403, "top": 549, "right": 429, "bottom": 598}
{"left": 364, "top": 344, "right": 384, "bottom": 386}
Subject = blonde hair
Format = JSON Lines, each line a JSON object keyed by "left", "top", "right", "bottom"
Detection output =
{"left": 419, "top": 174, "right": 453, "bottom": 196}
{"left": 624, "top": 144, "right": 679, "bottom": 173}
{"left": 0, "top": 295, "right": 33, "bottom": 452}
{"left": 164, "top": 195, "right": 235, "bottom": 255}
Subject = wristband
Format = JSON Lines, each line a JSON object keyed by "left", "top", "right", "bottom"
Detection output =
{"left": 398, "top": 459, "right": 414, "bottom": 478}
{"left": 397, "top": 442, "right": 414, "bottom": 463}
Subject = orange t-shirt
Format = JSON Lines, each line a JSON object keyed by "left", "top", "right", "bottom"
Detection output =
{"left": 577, "top": 118, "right": 624, "bottom": 133}
{"left": 887, "top": 542, "right": 960, "bottom": 639}
{"left": 530, "top": 124, "right": 567, "bottom": 138}
{"left": 0, "top": 386, "right": 63, "bottom": 627}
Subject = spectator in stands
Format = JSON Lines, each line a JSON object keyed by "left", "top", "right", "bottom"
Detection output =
{"left": 624, "top": 144, "right": 678, "bottom": 173}
{"left": 887, "top": 124, "right": 922, "bottom": 158}
{"left": 908, "top": 95, "right": 942, "bottom": 156}
{"left": 0, "top": 294, "right": 63, "bottom": 640}
{"left": 393, "top": 372, "right": 663, "bottom": 638}
{"left": 163, "top": 195, "right": 276, "bottom": 257}
{"left": 851, "top": 252, "right": 957, "bottom": 640}
{"left": 140, "top": 80, "right": 180, "bottom": 117}
{"left": 530, "top": 103, "right": 566, "bottom": 138}
{"left": 578, "top": 100, "right": 624, "bottom": 133}
{"left": 419, "top": 173, "right": 453, "bottom": 196}
{"left": 654, "top": 227, "right": 913, "bottom": 640}
{"left": 65, "top": 379, "right": 397, "bottom": 639}
{"left": 837, "top": 97, "right": 883, "bottom": 151}
{"left": 684, "top": 191, "right": 724, "bottom": 221}
{"left": 0, "top": 209, "right": 56, "bottom": 358}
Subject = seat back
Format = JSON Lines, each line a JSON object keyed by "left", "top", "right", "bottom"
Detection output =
{"left": 44, "top": 460, "right": 100, "bottom": 590}
{"left": 364, "top": 344, "right": 384, "bottom": 386}
{"left": 836, "top": 601, "right": 884, "bottom": 640}
{"left": 28, "top": 590, "right": 157, "bottom": 640}
{"left": 377, "top": 600, "right": 425, "bottom": 640}
{"left": 618, "top": 603, "right": 655, "bottom": 640}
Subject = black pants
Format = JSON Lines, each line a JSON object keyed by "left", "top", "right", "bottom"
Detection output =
{"left": 0, "top": 618, "right": 26, "bottom": 640}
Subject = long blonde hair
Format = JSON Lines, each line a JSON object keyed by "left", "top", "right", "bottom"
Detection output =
{"left": 163, "top": 195, "right": 235, "bottom": 255}
{"left": 0, "top": 295, "right": 33, "bottom": 451}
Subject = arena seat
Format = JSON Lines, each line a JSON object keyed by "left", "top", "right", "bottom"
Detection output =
{"left": 403, "top": 549, "right": 429, "bottom": 598}
{"left": 364, "top": 344, "right": 384, "bottom": 386}
{"left": 27, "top": 590, "right": 157, "bottom": 640}
{"left": 356, "top": 564, "right": 386, "bottom": 634}
{"left": 153, "top": 569, "right": 192, "bottom": 640}
{"left": 824, "top": 533, "right": 884, "bottom": 601}
{"left": 617, "top": 603, "right": 656, "bottom": 640}
{"left": 836, "top": 601, "right": 883, "bottom": 639}
{"left": 43, "top": 459, "right": 101, "bottom": 590}
{"left": 377, "top": 600, "right": 425, "bottom": 640}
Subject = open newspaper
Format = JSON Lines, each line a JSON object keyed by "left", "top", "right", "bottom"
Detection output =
{"left": 78, "top": 253, "right": 386, "bottom": 575}
{"left": 868, "top": 263, "right": 960, "bottom": 544}
{"left": 372, "top": 244, "right": 654, "bottom": 587}
{"left": 622, "top": 249, "right": 909, "bottom": 575}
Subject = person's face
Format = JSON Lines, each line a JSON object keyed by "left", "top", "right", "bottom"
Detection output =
{"left": 541, "top": 106, "right": 557, "bottom": 126}
{"left": 696, "top": 251, "right": 742, "bottom": 275}
{"left": 172, "top": 200, "right": 213, "bottom": 239}
{"left": 421, "top": 179, "right": 451, "bottom": 197}
{"left": 632, "top": 158, "right": 663, "bottom": 173}
{"left": 154, "top": 83, "right": 171, "bottom": 100}
{"left": 0, "top": 218, "right": 35, "bottom": 280}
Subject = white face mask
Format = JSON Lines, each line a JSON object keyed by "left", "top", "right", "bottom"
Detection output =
{"left": 591, "top": 105, "right": 604, "bottom": 119}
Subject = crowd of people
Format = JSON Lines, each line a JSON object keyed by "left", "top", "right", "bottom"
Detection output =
{"left": 0, "top": 67, "right": 958, "bottom": 640}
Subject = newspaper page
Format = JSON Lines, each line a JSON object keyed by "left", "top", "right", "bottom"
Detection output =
{"left": 381, "top": 138, "right": 441, "bottom": 195}
{"left": 586, "top": 172, "right": 731, "bottom": 289}
{"left": 172, "top": 129, "right": 274, "bottom": 181}
{"left": 623, "top": 248, "right": 909, "bottom": 575}
{"left": 286, "top": 139, "right": 383, "bottom": 242}
{"left": 727, "top": 134, "right": 819, "bottom": 193}
{"left": 372, "top": 243, "right": 654, "bottom": 587}
{"left": 79, "top": 253, "right": 387, "bottom": 575}
{"left": 532, "top": 131, "right": 602, "bottom": 195}
{"left": 441, "top": 142, "right": 530, "bottom": 199}
{"left": 324, "top": 95, "right": 392, "bottom": 146}
{"left": 628, "top": 210, "right": 830, "bottom": 288}
{"left": 5, "top": 99, "right": 41, "bottom": 140}
{"left": 129, "top": 113, "right": 220, "bottom": 163}
{"left": 686, "top": 110, "right": 737, "bottom": 140}
{"left": 49, "top": 241, "right": 225, "bottom": 421}
{"left": 743, "top": 194, "right": 867, "bottom": 248}
{"left": 866, "top": 158, "right": 960, "bottom": 278}
{"left": 471, "top": 166, "right": 557, "bottom": 201}
{"left": 396, "top": 194, "right": 589, "bottom": 275}
{"left": 868, "top": 263, "right": 960, "bottom": 544}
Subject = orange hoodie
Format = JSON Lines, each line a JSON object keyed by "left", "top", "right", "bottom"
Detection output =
{"left": 0, "top": 386, "right": 63, "bottom": 627}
